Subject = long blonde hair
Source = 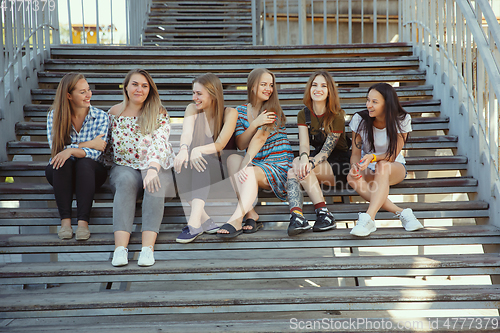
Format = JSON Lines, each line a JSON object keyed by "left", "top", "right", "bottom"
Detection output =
{"left": 247, "top": 68, "right": 286, "bottom": 129}
{"left": 49, "top": 72, "right": 86, "bottom": 158}
{"left": 121, "top": 69, "right": 166, "bottom": 135}
{"left": 193, "top": 73, "right": 225, "bottom": 142}
{"left": 303, "top": 70, "right": 342, "bottom": 134}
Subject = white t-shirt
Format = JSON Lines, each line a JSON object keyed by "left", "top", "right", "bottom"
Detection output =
{"left": 349, "top": 113, "right": 412, "bottom": 170}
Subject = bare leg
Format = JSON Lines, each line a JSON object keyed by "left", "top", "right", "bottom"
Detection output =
{"left": 347, "top": 161, "right": 406, "bottom": 220}
{"left": 142, "top": 231, "right": 157, "bottom": 249}
{"left": 218, "top": 165, "right": 269, "bottom": 233}
{"left": 114, "top": 230, "right": 131, "bottom": 249}
{"left": 60, "top": 218, "right": 71, "bottom": 228}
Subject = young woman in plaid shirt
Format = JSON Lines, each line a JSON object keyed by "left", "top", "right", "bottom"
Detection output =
{"left": 46, "top": 73, "right": 109, "bottom": 241}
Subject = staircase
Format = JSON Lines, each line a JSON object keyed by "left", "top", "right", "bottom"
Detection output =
{"left": 0, "top": 1, "right": 499, "bottom": 331}
{"left": 144, "top": 0, "right": 253, "bottom": 46}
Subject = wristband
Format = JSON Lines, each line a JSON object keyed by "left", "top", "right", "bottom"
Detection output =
{"left": 148, "top": 165, "right": 159, "bottom": 173}
{"left": 371, "top": 154, "right": 377, "bottom": 163}
{"left": 309, "top": 159, "right": 316, "bottom": 169}
{"left": 300, "top": 152, "right": 309, "bottom": 159}
{"left": 180, "top": 143, "right": 189, "bottom": 150}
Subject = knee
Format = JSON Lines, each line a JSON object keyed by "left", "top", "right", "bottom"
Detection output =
{"left": 227, "top": 154, "right": 241, "bottom": 166}
{"left": 375, "top": 160, "right": 391, "bottom": 174}
{"left": 287, "top": 168, "right": 296, "bottom": 179}
{"left": 347, "top": 174, "right": 360, "bottom": 187}
{"left": 111, "top": 169, "right": 140, "bottom": 191}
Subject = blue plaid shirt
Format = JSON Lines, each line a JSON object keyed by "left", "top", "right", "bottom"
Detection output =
{"left": 47, "top": 105, "right": 109, "bottom": 161}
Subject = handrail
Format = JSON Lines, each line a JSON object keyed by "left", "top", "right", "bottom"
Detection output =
{"left": 401, "top": 0, "right": 500, "bottom": 224}
{"left": 1, "top": 23, "right": 58, "bottom": 84}
{"left": 251, "top": 0, "right": 401, "bottom": 45}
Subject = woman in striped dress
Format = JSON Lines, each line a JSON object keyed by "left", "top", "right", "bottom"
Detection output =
{"left": 217, "top": 68, "right": 293, "bottom": 238}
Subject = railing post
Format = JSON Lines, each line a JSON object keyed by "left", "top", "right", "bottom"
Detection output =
{"left": 252, "top": 0, "right": 257, "bottom": 45}
{"left": 298, "top": 0, "right": 306, "bottom": 45}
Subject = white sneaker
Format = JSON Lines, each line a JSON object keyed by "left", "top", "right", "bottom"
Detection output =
{"left": 350, "top": 213, "right": 377, "bottom": 237}
{"left": 111, "top": 246, "right": 128, "bottom": 267}
{"left": 137, "top": 246, "right": 155, "bottom": 267}
{"left": 397, "top": 208, "right": 424, "bottom": 231}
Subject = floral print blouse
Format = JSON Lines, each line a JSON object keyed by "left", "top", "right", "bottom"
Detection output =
{"left": 107, "top": 113, "right": 175, "bottom": 170}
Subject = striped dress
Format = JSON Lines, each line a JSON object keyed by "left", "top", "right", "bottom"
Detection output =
{"left": 235, "top": 104, "right": 293, "bottom": 201}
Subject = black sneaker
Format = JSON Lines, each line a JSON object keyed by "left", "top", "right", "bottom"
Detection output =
{"left": 287, "top": 212, "right": 312, "bottom": 236}
{"left": 313, "top": 208, "right": 337, "bottom": 232}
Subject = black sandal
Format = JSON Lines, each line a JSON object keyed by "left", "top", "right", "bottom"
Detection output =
{"left": 242, "top": 219, "right": 263, "bottom": 234}
{"left": 216, "top": 223, "right": 243, "bottom": 239}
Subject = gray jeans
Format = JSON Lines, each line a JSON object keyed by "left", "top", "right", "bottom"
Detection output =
{"left": 109, "top": 164, "right": 174, "bottom": 233}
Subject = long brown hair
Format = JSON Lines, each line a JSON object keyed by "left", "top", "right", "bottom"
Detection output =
{"left": 49, "top": 72, "right": 86, "bottom": 158}
{"left": 120, "top": 69, "right": 166, "bottom": 135}
{"left": 247, "top": 68, "right": 286, "bottom": 129}
{"left": 303, "top": 70, "right": 341, "bottom": 134}
{"left": 193, "top": 73, "right": 225, "bottom": 142}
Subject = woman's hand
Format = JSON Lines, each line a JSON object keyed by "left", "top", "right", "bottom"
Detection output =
{"left": 89, "top": 134, "right": 107, "bottom": 151}
{"left": 174, "top": 148, "right": 189, "bottom": 173}
{"left": 251, "top": 109, "right": 276, "bottom": 128}
{"left": 236, "top": 164, "right": 250, "bottom": 183}
{"left": 349, "top": 163, "right": 362, "bottom": 180}
{"left": 190, "top": 147, "right": 207, "bottom": 172}
{"left": 293, "top": 155, "right": 311, "bottom": 180}
{"left": 357, "top": 153, "right": 374, "bottom": 171}
{"left": 50, "top": 149, "right": 73, "bottom": 169}
{"left": 143, "top": 169, "right": 161, "bottom": 193}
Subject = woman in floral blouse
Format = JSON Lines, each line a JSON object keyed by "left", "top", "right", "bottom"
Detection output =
{"left": 107, "top": 69, "right": 175, "bottom": 267}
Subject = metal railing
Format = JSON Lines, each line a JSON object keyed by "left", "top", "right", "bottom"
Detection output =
{"left": 252, "top": 0, "right": 401, "bottom": 45}
{"left": 401, "top": 0, "right": 500, "bottom": 223}
{"left": 60, "top": 0, "right": 151, "bottom": 45}
{"left": 1, "top": 0, "right": 58, "bottom": 161}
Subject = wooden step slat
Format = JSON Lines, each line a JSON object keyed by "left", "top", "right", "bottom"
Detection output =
{"left": 1, "top": 254, "right": 498, "bottom": 285}
{"left": 1, "top": 225, "right": 499, "bottom": 254}
{"left": 2, "top": 286, "right": 500, "bottom": 318}
{"left": 0, "top": 200, "right": 488, "bottom": 226}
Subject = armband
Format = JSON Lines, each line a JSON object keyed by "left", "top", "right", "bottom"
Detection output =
{"left": 309, "top": 159, "right": 316, "bottom": 169}
{"left": 371, "top": 154, "right": 377, "bottom": 163}
{"left": 300, "top": 152, "right": 309, "bottom": 159}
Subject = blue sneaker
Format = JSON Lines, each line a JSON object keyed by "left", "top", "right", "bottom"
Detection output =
{"left": 176, "top": 226, "right": 203, "bottom": 244}
{"left": 201, "top": 218, "right": 219, "bottom": 234}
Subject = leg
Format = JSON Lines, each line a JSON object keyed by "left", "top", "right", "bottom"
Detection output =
{"left": 45, "top": 160, "right": 75, "bottom": 225}
{"left": 109, "top": 165, "right": 142, "bottom": 248}
{"left": 73, "top": 158, "right": 108, "bottom": 240}
{"left": 46, "top": 160, "right": 75, "bottom": 239}
{"left": 347, "top": 161, "right": 406, "bottom": 220}
{"left": 226, "top": 154, "right": 262, "bottom": 228}
{"left": 218, "top": 165, "right": 269, "bottom": 234}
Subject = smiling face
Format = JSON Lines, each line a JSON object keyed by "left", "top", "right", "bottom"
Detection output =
{"left": 126, "top": 73, "right": 150, "bottom": 106}
{"left": 67, "top": 79, "right": 92, "bottom": 109}
{"left": 310, "top": 75, "right": 328, "bottom": 103}
{"left": 192, "top": 82, "right": 213, "bottom": 111}
{"left": 366, "top": 88, "right": 386, "bottom": 119}
{"left": 254, "top": 73, "right": 274, "bottom": 103}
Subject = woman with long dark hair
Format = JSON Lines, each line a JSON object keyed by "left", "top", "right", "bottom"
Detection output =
{"left": 45, "top": 73, "right": 108, "bottom": 240}
{"left": 347, "top": 82, "right": 423, "bottom": 237}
